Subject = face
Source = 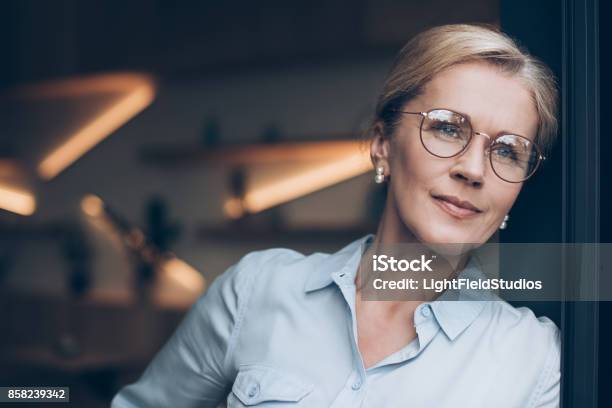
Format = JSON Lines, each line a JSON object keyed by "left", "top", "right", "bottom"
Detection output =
{"left": 371, "top": 61, "right": 539, "bottom": 245}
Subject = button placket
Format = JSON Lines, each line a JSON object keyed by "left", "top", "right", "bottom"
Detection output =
{"left": 330, "top": 262, "right": 367, "bottom": 407}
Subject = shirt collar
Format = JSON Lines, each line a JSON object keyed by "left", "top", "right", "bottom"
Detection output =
{"left": 429, "top": 256, "right": 490, "bottom": 341}
{"left": 304, "top": 233, "right": 374, "bottom": 293}
{"left": 304, "top": 234, "right": 490, "bottom": 342}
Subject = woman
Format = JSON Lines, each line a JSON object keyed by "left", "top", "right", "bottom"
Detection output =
{"left": 112, "top": 24, "right": 560, "bottom": 407}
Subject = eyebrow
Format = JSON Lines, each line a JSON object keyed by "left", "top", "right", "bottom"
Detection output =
{"left": 441, "top": 107, "right": 532, "bottom": 140}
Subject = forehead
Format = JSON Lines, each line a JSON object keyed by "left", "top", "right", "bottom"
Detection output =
{"left": 418, "top": 62, "right": 539, "bottom": 139}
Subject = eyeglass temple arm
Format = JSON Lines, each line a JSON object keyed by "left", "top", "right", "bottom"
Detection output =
{"left": 398, "top": 111, "right": 428, "bottom": 117}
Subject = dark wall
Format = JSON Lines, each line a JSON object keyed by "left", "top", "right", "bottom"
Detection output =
{"left": 499, "top": 0, "right": 562, "bottom": 329}
{"left": 500, "top": 0, "right": 563, "bottom": 244}
{"left": 0, "top": 0, "right": 498, "bottom": 89}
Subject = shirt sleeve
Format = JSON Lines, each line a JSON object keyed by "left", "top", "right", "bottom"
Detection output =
{"left": 531, "top": 322, "right": 561, "bottom": 408}
{"left": 111, "top": 252, "right": 258, "bottom": 408}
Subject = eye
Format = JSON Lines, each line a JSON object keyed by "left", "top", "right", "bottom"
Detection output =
{"left": 431, "top": 121, "right": 462, "bottom": 139}
{"left": 493, "top": 145, "right": 519, "bottom": 161}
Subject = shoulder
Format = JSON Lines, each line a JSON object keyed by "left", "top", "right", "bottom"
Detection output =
{"left": 209, "top": 246, "right": 328, "bottom": 301}
{"left": 227, "top": 245, "right": 325, "bottom": 277}
{"left": 475, "top": 300, "right": 560, "bottom": 383}
{"left": 484, "top": 300, "right": 560, "bottom": 344}
{"left": 216, "top": 235, "right": 373, "bottom": 299}
{"left": 185, "top": 247, "right": 324, "bottom": 351}
{"left": 487, "top": 301, "right": 561, "bottom": 404}
{"left": 477, "top": 300, "right": 560, "bottom": 354}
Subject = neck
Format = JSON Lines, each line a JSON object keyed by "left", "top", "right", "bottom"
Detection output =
{"left": 373, "top": 192, "right": 419, "bottom": 246}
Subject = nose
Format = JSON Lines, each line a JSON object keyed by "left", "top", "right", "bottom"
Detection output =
{"left": 450, "top": 132, "right": 490, "bottom": 187}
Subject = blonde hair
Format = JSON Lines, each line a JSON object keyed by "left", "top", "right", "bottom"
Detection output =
{"left": 370, "top": 24, "right": 559, "bottom": 154}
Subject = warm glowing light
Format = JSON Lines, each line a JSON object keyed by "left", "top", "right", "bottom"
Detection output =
{"left": 223, "top": 196, "right": 245, "bottom": 219}
{"left": 154, "top": 257, "right": 207, "bottom": 308}
{"left": 81, "top": 194, "right": 105, "bottom": 217}
{"left": 0, "top": 159, "right": 21, "bottom": 176}
{"left": 0, "top": 183, "right": 36, "bottom": 215}
{"left": 160, "top": 257, "right": 206, "bottom": 294}
{"left": 37, "top": 74, "right": 156, "bottom": 180}
{"left": 235, "top": 149, "right": 372, "bottom": 214}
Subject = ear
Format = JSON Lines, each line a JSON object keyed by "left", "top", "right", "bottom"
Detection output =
{"left": 370, "top": 122, "right": 391, "bottom": 175}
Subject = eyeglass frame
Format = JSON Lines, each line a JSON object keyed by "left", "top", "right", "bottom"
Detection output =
{"left": 394, "top": 108, "right": 547, "bottom": 183}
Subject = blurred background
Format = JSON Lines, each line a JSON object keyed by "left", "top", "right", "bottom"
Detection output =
{"left": 0, "top": 0, "right": 576, "bottom": 406}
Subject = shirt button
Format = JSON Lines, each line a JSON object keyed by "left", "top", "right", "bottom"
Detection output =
{"left": 247, "top": 383, "right": 260, "bottom": 398}
{"left": 421, "top": 305, "right": 431, "bottom": 317}
{"left": 351, "top": 381, "right": 362, "bottom": 390}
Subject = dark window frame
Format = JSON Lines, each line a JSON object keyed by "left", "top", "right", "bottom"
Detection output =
{"left": 560, "top": 0, "right": 600, "bottom": 406}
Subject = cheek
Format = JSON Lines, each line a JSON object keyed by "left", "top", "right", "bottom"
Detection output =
{"left": 488, "top": 183, "right": 521, "bottom": 217}
{"left": 389, "top": 136, "right": 434, "bottom": 183}
{"left": 387, "top": 140, "right": 448, "bottom": 234}
{"left": 471, "top": 183, "right": 521, "bottom": 242}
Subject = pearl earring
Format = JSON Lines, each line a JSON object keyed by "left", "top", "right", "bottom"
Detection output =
{"left": 374, "top": 165, "right": 385, "bottom": 184}
{"left": 499, "top": 214, "right": 509, "bottom": 230}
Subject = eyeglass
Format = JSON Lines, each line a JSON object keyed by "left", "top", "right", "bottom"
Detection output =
{"left": 396, "top": 108, "right": 546, "bottom": 183}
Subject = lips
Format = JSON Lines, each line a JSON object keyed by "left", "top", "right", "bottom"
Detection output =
{"left": 432, "top": 194, "right": 483, "bottom": 219}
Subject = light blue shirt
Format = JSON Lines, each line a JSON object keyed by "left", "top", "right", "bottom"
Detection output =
{"left": 111, "top": 234, "right": 560, "bottom": 407}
